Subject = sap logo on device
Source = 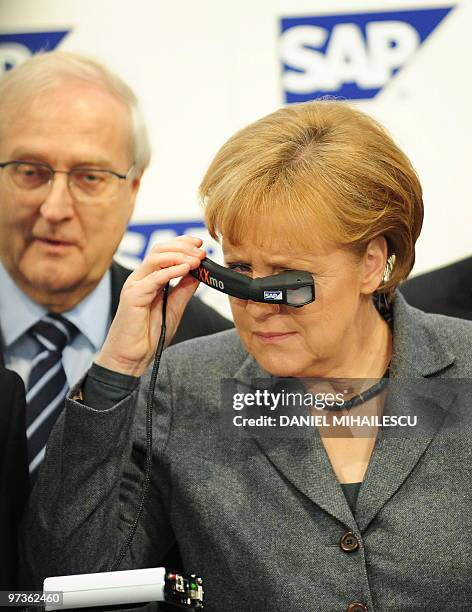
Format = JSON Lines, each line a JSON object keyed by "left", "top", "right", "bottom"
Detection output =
{"left": 0, "top": 30, "right": 70, "bottom": 76}
{"left": 264, "top": 291, "right": 283, "bottom": 301}
{"left": 280, "top": 7, "right": 453, "bottom": 102}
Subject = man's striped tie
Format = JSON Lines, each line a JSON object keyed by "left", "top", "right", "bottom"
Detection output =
{"left": 26, "top": 313, "right": 77, "bottom": 480}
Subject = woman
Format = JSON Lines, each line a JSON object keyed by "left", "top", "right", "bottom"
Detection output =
{"left": 22, "top": 101, "right": 472, "bottom": 611}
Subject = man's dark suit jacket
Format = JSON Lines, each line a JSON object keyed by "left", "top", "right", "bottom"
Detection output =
{"left": 0, "top": 260, "right": 232, "bottom": 591}
{"left": 400, "top": 256, "right": 472, "bottom": 320}
{"left": 0, "top": 367, "right": 29, "bottom": 591}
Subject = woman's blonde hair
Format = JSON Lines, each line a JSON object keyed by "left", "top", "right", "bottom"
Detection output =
{"left": 200, "top": 100, "right": 423, "bottom": 299}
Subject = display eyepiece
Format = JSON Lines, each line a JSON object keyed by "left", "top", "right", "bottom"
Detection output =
{"left": 190, "top": 258, "right": 315, "bottom": 307}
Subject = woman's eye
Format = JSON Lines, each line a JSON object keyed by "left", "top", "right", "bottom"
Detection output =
{"left": 227, "top": 263, "right": 251, "bottom": 274}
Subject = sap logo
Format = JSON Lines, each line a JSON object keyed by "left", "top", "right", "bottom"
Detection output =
{"left": 117, "top": 220, "right": 221, "bottom": 269}
{"left": 0, "top": 30, "right": 70, "bottom": 76}
{"left": 264, "top": 290, "right": 283, "bottom": 301}
{"left": 280, "top": 7, "right": 453, "bottom": 102}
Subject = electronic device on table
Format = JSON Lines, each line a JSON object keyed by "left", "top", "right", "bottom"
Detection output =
{"left": 41, "top": 567, "right": 203, "bottom": 611}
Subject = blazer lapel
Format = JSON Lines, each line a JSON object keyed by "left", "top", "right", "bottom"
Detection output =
{"left": 253, "top": 431, "right": 357, "bottom": 527}
{"left": 356, "top": 293, "right": 457, "bottom": 532}
{"left": 355, "top": 378, "right": 456, "bottom": 532}
{"left": 233, "top": 356, "right": 356, "bottom": 527}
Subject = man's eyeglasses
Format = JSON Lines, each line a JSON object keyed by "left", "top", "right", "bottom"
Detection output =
{"left": 0, "top": 160, "right": 135, "bottom": 204}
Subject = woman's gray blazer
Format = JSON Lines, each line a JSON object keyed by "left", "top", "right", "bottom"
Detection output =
{"left": 21, "top": 293, "right": 472, "bottom": 611}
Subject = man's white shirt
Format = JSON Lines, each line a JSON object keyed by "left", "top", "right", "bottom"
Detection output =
{"left": 0, "top": 261, "right": 111, "bottom": 388}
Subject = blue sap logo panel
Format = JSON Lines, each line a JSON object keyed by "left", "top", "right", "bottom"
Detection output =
{"left": 0, "top": 31, "right": 70, "bottom": 75}
{"left": 119, "top": 220, "right": 221, "bottom": 269}
{"left": 280, "top": 7, "right": 453, "bottom": 102}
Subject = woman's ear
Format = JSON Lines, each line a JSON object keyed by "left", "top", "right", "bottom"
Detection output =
{"left": 360, "top": 236, "right": 388, "bottom": 295}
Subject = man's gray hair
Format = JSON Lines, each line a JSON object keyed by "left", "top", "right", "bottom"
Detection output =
{"left": 0, "top": 51, "right": 151, "bottom": 173}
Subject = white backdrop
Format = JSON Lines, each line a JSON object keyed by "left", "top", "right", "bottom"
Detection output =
{"left": 1, "top": 0, "right": 470, "bottom": 317}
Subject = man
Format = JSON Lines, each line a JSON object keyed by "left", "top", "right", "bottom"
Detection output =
{"left": 400, "top": 256, "right": 472, "bottom": 319}
{"left": 0, "top": 51, "right": 232, "bottom": 482}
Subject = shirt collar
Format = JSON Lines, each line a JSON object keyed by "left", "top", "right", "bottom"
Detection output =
{"left": 62, "top": 271, "right": 111, "bottom": 350}
{"left": 0, "top": 262, "right": 111, "bottom": 350}
{"left": 0, "top": 262, "right": 45, "bottom": 346}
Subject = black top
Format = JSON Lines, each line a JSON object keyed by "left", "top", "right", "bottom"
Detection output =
{"left": 340, "top": 482, "right": 362, "bottom": 512}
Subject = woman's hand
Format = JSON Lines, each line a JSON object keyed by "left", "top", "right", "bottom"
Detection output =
{"left": 95, "top": 235, "right": 205, "bottom": 377}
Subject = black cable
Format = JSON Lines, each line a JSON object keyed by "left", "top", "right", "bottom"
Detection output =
{"left": 318, "top": 374, "right": 389, "bottom": 412}
{"left": 110, "top": 283, "right": 170, "bottom": 571}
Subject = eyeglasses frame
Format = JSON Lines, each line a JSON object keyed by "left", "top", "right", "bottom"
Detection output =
{"left": 0, "top": 160, "right": 135, "bottom": 200}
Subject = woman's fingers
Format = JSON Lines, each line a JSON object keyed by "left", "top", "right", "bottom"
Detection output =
{"left": 165, "top": 273, "right": 200, "bottom": 316}
{"left": 150, "top": 235, "right": 203, "bottom": 253}
{"left": 149, "top": 273, "right": 199, "bottom": 330}
{"left": 121, "top": 263, "right": 193, "bottom": 307}
{"left": 130, "top": 250, "right": 203, "bottom": 282}
{"left": 127, "top": 235, "right": 205, "bottom": 281}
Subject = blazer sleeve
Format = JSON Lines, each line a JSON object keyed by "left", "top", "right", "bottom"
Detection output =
{"left": 19, "top": 357, "right": 176, "bottom": 589}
